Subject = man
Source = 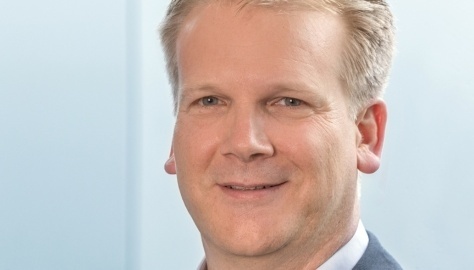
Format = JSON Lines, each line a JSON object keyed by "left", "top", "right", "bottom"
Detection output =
{"left": 161, "top": 0, "right": 401, "bottom": 269}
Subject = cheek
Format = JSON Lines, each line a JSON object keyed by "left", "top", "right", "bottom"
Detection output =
{"left": 272, "top": 119, "right": 336, "bottom": 171}
{"left": 172, "top": 117, "right": 222, "bottom": 206}
{"left": 272, "top": 123, "right": 333, "bottom": 195}
{"left": 275, "top": 119, "right": 357, "bottom": 196}
{"left": 173, "top": 118, "right": 220, "bottom": 171}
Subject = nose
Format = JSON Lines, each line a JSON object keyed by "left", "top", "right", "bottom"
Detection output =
{"left": 220, "top": 106, "right": 274, "bottom": 162}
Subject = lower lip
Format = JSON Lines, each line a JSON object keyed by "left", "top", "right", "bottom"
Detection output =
{"left": 218, "top": 183, "right": 286, "bottom": 201}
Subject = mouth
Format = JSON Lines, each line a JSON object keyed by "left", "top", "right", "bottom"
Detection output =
{"left": 223, "top": 183, "right": 283, "bottom": 191}
{"left": 219, "top": 182, "right": 286, "bottom": 201}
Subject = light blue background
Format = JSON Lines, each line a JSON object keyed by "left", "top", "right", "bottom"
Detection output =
{"left": 1, "top": 0, "right": 473, "bottom": 269}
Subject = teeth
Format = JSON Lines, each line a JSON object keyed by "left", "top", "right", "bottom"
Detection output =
{"left": 227, "top": 185, "right": 273, "bottom": 190}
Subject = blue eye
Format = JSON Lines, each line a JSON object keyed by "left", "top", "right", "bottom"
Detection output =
{"left": 283, "top": 97, "right": 302, "bottom": 106}
{"left": 201, "top": 96, "right": 219, "bottom": 106}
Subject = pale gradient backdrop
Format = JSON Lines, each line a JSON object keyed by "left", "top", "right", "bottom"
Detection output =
{"left": 1, "top": 0, "right": 473, "bottom": 269}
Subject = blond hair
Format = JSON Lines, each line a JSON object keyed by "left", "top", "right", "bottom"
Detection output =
{"left": 159, "top": 0, "right": 395, "bottom": 117}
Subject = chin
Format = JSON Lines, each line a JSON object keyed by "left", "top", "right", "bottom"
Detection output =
{"left": 202, "top": 218, "right": 291, "bottom": 257}
{"left": 217, "top": 236, "right": 285, "bottom": 257}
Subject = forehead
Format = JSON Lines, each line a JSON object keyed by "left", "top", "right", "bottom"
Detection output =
{"left": 175, "top": 2, "right": 347, "bottom": 94}
{"left": 177, "top": 2, "right": 346, "bottom": 53}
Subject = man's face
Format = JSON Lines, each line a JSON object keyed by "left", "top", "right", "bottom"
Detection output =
{"left": 166, "top": 3, "right": 378, "bottom": 260}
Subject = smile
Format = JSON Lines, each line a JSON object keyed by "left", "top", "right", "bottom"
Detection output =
{"left": 224, "top": 183, "right": 283, "bottom": 191}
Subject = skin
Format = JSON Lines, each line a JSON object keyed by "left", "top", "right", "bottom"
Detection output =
{"left": 165, "top": 3, "right": 387, "bottom": 270}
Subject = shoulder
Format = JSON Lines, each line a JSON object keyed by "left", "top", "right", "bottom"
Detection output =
{"left": 353, "top": 231, "right": 402, "bottom": 270}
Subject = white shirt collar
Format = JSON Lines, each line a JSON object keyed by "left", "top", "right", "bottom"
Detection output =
{"left": 197, "top": 258, "right": 206, "bottom": 270}
{"left": 197, "top": 221, "right": 368, "bottom": 270}
{"left": 317, "top": 220, "right": 368, "bottom": 270}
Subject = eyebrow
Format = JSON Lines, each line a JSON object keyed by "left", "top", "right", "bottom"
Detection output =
{"left": 270, "top": 82, "right": 319, "bottom": 93}
{"left": 180, "top": 84, "right": 219, "bottom": 94}
{"left": 180, "top": 80, "right": 320, "bottom": 93}
{"left": 179, "top": 83, "right": 220, "bottom": 99}
{"left": 267, "top": 81, "right": 327, "bottom": 101}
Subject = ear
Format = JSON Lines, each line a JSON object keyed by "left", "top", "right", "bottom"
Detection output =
{"left": 164, "top": 145, "right": 177, "bottom": 175}
{"left": 356, "top": 100, "right": 387, "bottom": 174}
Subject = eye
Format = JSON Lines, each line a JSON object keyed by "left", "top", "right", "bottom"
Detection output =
{"left": 200, "top": 96, "right": 220, "bottom": 106}
{"left": 277, "top": 97, "right": 302, "bottom": 107}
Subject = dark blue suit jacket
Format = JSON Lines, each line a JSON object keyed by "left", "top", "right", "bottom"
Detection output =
{"left": 353, "top": 231, "right": 402, "bottom": 269}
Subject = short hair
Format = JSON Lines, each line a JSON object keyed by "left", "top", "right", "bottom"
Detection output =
{"left": 159, "top": 0, "right": 395, "bottom": 117}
